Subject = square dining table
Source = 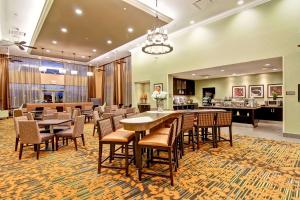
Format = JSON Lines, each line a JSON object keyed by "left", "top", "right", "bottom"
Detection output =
{"left": 38, "top": 119, "right": 72, "bottom": 134}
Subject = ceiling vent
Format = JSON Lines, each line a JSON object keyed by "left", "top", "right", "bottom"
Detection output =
{"left": 192, "top": 0, "right": 214, "bottom": 10}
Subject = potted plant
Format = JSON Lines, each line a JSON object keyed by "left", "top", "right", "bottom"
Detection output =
{"left": 272, "top": 92, "right": 278, "bottom": 100}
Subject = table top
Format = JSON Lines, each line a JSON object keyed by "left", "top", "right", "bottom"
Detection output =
{"left": 198, "top": 106, "right": 260, "bottom": 110}
{"left": 38, "top": 119, "right": 72, "bottom": 126}
{"left": 120, "top": 109, "right": 226, "bottom": 131}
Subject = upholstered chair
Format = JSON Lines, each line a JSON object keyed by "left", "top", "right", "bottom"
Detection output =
{"left": 65, "top": 107, "right": 72, "bottom": 113}
{"left": 13, "top": 109, "right": 23, "bottom": 117}
{"left": 25, "top": 112, "right": 34, "bottom": 120}
{"left": 195, "top": 112, "right": 217, "bottom": 148}
{"left": 72, "top": 108, "right": 80, "bottom": 122}
{"left": 97, "top": 117, "right": 135, "bottom": 176}
{"left": 93, "top": 111, "right": 100, "bottom": 136}
{"left": 182, "top": 113, "right": 197, "bottom": 152}
{"left": 18, "top": 120, "right": 55, "bottom": 160}
{"left": 55, "top": 115, "right": 85, "bottom": 151}
{"left": 53, "top": 112, "right": 72, "bottom": 131}
{"left": 215, "top": 111, "right": 233, "bottom": 147}
{"left": 13, "top": 116, "right": 28, "bottom": 151}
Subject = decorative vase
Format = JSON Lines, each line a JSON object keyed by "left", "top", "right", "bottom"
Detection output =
{"left": 156, "top": 99, "right": 164, "bottom": 112}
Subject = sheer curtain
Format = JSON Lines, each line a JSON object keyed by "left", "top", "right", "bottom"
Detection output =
{"left": 64, "top": 62, "right": 88, "bottom": 102}
{"left": 9, "top": 57, "right": 42, "bottom": 107}
{"left": 104, "top": 62, "right": 115, "bottom": 105}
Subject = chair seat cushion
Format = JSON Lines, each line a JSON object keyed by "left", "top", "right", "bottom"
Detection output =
{"left": 41, "top": 133, "right": 55, "bottom": 142}
{"left": 56, "top": 127, "right": 73, "bottom": 137}
{"left": 101, "top": 131, "right": 134, "bottom": 143}
{"left": 138, "top": 133, "right": 169, "bottom": 147}
{"left": 152, "top": 127, "right": 170, "bottom": 135}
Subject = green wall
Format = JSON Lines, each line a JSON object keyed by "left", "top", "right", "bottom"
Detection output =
{"left": 131, "top": 0, "right": 300, "bottom": 135}
{"left": 193, "top": 72, "right": 283, "bottom": 104}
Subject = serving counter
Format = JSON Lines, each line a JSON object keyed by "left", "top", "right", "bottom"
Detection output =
{"left": 26, "top": 102, "right": 93, "bottom": 111}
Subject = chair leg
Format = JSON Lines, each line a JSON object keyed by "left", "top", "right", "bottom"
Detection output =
{"left": 81, "top": 134, "right": 85, "bottom": 146}
{"left": 19, "top": 143, "right": 23, "bottom": 160}
{"left": 93, "top": 125, "right": 96, "bottom": 136}
{"left": 180, "top": 132, "right": 184, "bottom": 156}
{"left": 36, "top": 144, "right": 40, "bottom": 160}
{"left": 168, "top": 149, "right": 174, "bottom": 186}
{"left": 66, "top": 138, "right": 69, "bottom": 145}
{"left": 196, "top": 128, "right": 200, "bottom": 149}
{"left": 45, "top": 141, "right": 49, "bottom": 150}
{"left": 52, "top": 138, "right": 55, "bottom": 151}
{"left": 98, "top": 142, "right": 103, "bottom": 174}
{"left": 218, "top": 127, "right": 221, "bottom": 141}
{"left": 125, "top": 144, "right": 129, "bottom": 176}
{"left": 137, "top": 146, "right": 142, "bottom": 181}
{"left": 55, "top": 136, "right": 59, "bottom": 150}
{"left": 74, "top": 138, "right": 78, "bottom": 151}
{"left": 229, "top": 126, "right": 233, "bottom": 146}
{"left": 15, "top": 137, "right": 19, "bottom": 151}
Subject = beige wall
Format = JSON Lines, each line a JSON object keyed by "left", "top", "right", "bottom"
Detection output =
{"left": 193, "top": 72, "right": 282, "bottom": 105}
{"left": 134, "top": 82, "right": 150, "bottom": 104}
{"left": 131, "top": 0, "right": 300, "bottom": 135}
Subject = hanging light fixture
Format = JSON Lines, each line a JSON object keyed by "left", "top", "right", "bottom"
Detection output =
{"left": 142, "top": 0, "right": 173, "bottom": 55}
{"left": 59, "top": 50, "right": 67, "bottom": 74}
{"left": 71, "top": 52, "right": 78, "bottom": 75}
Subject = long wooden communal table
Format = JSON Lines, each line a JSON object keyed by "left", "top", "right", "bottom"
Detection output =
{"left": 120, "top": 109, "right": 226, "bottom": 176}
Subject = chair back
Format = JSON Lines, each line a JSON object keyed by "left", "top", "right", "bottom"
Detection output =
{"left": 167, "top": 119, "right": 178, "bottom": 146}
{"left": 83, "top": 105, "right": 93, "bottom": 110}
{"left": 111, "top": 105, "right": 118, "bottom": 111}
{"left": 216, "top": 111, "right": 232, "bottom": 127}
{"left": 56, "top": 106, "right": 64, "bottom": 112}
{"left": 26, "top": 112, "right": 34, "bottom": 120}
{"left": 112, "top": 115, "right": 124, "bottom": 131}
{"left": 43, "top": 109, "right": 57, "bottom": 115}
{"left": 65, "top": 107, "right": 72, "bottom": 113}
{"left": 13, "top": 109, "right": 23, "bottom": 117}
{"left": 73, "top": 115, "right": 85, "bottom": 137}
{"left": 177, "top": 114, "right": 183, "bottom": 136}
{"left": 72, "top": 108, "right": 80, "bottom": 119}
{"left": 57, "top": 112, "right": 72, "bottom": 127}
{"left": 197, "top": 112, "right": 215, "bottom": 127}
{"left": 182, "top": 113, "right": 195, "bottom": 131}
{"left": 126, "top": 113, "right": 136, "bottom": 118}
{"left": 93, "top": 111, "right": 100, "bottom": 125}
{"left": 97, "top": 118, "right": 113, "bottom": 139}
{"left": 43, "top": 112, "right": 58, "bottom": 120}
{"left": 14, "top": 116, "right": 28, "bottom": 137}
{"left": 114, "top": 108, "right": 126, "bottom": 116}
{"left": 18, "top": 121, "right": 41, "bottom": 144}
{"left": 126, "top": 107, "right": 135, "bottom": 114}
{"left": 102, "top": 113, "right": 113, "bottom": 119}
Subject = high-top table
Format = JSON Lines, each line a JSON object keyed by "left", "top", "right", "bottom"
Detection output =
{"left": 120, "top": 109, "right": 226, "bottom": 175}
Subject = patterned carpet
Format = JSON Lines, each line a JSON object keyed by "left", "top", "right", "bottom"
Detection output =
{"left": 0, "top": 119, "right": 300, "bottom": 199}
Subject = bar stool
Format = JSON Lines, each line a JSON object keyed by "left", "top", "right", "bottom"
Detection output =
{"left": 137, "top": 119, "right": 178, "bottom": 186}
{"left": 194, "top": 112, "right": 217, "bottom": 148}
{"left": 182, "top": 113, "right": 197, "bottom": 153}
{"left": 97, "top": 118, "right": 135, "bottom": 176}
{"left": 215, "top": 111, "right": 233, "bottom": 147}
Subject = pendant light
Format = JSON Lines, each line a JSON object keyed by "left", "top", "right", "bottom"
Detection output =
{"left": 87, "top": 56, "right": 94, "bottom": 76}
{"left": 71, "top": 53, "right": 78, "bottom": 75}
{"left": 59, "top": 50, "right": 66, "bottom": 74}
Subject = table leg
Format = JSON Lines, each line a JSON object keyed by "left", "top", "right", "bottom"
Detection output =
{"left": 135, "top": 131, "right": 142, "bottom": 177}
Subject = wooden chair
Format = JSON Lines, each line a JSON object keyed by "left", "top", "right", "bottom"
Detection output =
{"left": 194, "top": 112, "right": 217, "bottom": 148}
{"left": 137, "top": 119, "right": 178, "bottom": 186}
{"left": 97, "top": 118, "right": 135, "bottom": 176}
{"left": 13, "top": 116, "right": 28, "bottom": 151}
{"left": 215, "top": 111, "right": 233, "bottom": 147}
{"left": 18, "top": 120, "right": 55, "bottom": 159}
{"left": 182, "top": 113, "right": 197, "bottom": 153}
{"left": 55, "top": 115, "right": 85, "bottom": 151}
{"left": 93, "top": 111, "right": 100, "bottom": 136}
{"left": 13, "top": 109, "right": 23, "bottom": 117}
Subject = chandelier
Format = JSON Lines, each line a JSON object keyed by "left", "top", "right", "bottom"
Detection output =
{"left": 142, "top": 0, "right": 173, "bottom": 55}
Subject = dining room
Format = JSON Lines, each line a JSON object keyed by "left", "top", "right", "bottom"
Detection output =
{"left": 1, "top": 0, "right": 300, "bottom": 199}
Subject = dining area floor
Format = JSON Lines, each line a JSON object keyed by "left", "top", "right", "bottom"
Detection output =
{"left": 1, "top": 118, "right": 300, "bottom": 199}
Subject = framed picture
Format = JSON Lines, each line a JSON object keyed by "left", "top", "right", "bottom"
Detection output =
{"left": 154, "top": 83, "right": 163, "bottom": 91}
{"left": 232, "top": 86, "right": 246, "bottom": 98}
{"left": 249, "top": 85, "right": 264, "bottom": 98}
{"left": 268, "top": 84, "right": 283, "bottom": 98}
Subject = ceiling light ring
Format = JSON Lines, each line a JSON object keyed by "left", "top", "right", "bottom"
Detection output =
{"left": 142, "top": 43, "right": 173, "bottom": 55}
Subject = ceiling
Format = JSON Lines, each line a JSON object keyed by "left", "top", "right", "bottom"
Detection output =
{"left": 0, "top": 0, "right": 271, "bottom": 64}
{"left": 172, "top": 57, "right": 283, "bottom": 80}
{"left": 30, "top": 0, "right": 169, "bottom": 62}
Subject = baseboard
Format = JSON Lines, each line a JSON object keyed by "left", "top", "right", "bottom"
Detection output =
{"left": 283, "top": 132, "right": 300, "bottom": 139}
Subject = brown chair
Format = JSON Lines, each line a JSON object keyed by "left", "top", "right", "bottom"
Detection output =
{"left": 13, "top": 116, "right": 28, "bottom": 151}
{"left": 25, "top": 112, "right": 34, "bottom": 120}
{"left": 215, "top": 111, "right": 233, "bottom": 147}
{"left": 97, "top": 118, "right": 135, "bottom": 176}
{"left": 42, "top": 112, "right": 58, "bottom": 120}
{"left": 137, "top": 119, "right": 178, "bottom": 186}
{"left": 55, "top": 115, "right": 85, "bottom": 151}
{"left": 18, "top": 120, "right": 55, "bottom": 160}
{"left": 93, "top": 111, "right": 100, "bottom": 136}
{"left": 13, "top": 109, "right": 23, "bottom": 117}
{"left": 54, "top": 112, "right": 72, "bottom": 131}
{"left": 194, "top": 112, "right": 217, "bottom": 148}
{"left": 182, "top": 113, "right": 197, "bottom": 153}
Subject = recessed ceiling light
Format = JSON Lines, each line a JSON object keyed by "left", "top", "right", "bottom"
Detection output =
{"left": 106, "top": 56, "right": 110, "bottom": 59}
{"left": 128, "top": 27, "right": 134, "bottom": 33}
{"left": 272, "top": 68, "right": 278, "bottom": 71}
{"left": 52, "top": 40, "right": 57, "bottom": 44}
{"left": 237, "top": 0, "right": 244, "bottom": 5}
{"left": 264, "top": 63, "right": 271, "bottom": 66}
{"left": 192, "top": 73, "right": 196, "bottom": 76}
{"left": 123, "top": 7, "right": 127, "bottom": 11}
{"left": 262, "top": 67, "right": 268, "bottom": 70}
{"left": 220, "top": 69, "right": 225, "bottom": 72}
{"left": 190, "top": 20, "right": 195, "bottom": 25}
{"left": 107, "top": 40, "right": 112, "bottom": 44}
{"left": 232, "top": 73, "right": 237, "bottom": 76}
{"left": 92, "top": 49, "right": 97, "bottom": 52}
{"left": 205, "top": 76, "right": 209, "bottom": 79}
{"left": 46, "top": 49, "right": 51, "bottom": 53}
{"left": 75, "top": 8, "right": 83, "bottom": 15}
{"left": 61, "top": 27, "right": 68, "bottom": 33}
{"left": 81, "top": 55, "right": 85, "bottom": 58}
{"left": 38, "top": 56, "right": 42, "bottom": 59}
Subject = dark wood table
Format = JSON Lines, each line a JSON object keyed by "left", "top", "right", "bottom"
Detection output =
{"left": 38, "top": 119, "right": 72, "bottom": 134}
{"left": 120, "top": 109, "right": 226, "bottom": 176}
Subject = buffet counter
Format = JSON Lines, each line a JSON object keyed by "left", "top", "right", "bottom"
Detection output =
{"left": 26, "top": 102, "right": 93, "bottom": 111}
